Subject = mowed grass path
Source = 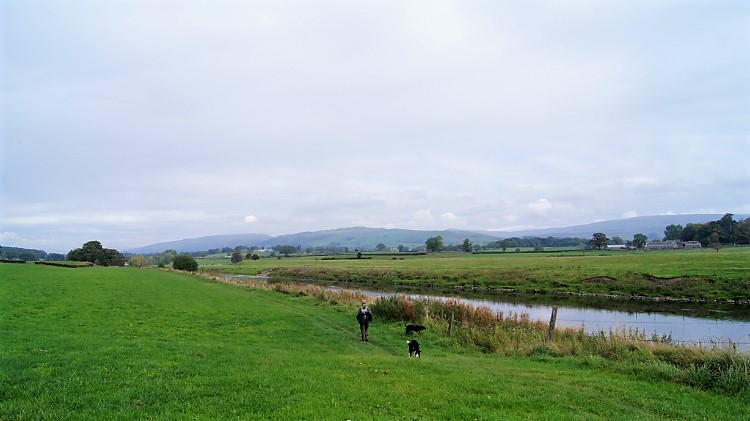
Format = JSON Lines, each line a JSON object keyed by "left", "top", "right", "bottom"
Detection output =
{"left": 1, "top": 265, "right": 748, "bottom": 420}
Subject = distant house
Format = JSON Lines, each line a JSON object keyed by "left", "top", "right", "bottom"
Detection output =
{"left": 606, "top": 244, "right": 630, "bottom": 250}
{"left": 645, "top": 240, "right": 702, "bottom": 250}
{"left": 645, "top": 240, "right": 679, "bottom": 250}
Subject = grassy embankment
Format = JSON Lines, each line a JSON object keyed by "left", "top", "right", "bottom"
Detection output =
{"left": 1, "top": 264, "right": 748, "bottom": 420}
{"left": 203, "top": 247, "right": 750, "bottom": 302}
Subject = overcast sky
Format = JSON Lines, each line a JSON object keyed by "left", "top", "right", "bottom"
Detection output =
{"left": 2, "top": 1, "right": 749, "bottom": 253}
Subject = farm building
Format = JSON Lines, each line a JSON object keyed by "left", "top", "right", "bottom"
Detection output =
{"left": 645, "top": 240, "right": 679, "bottom": 250}
{"left": 645, "top": 240, "right": 702, "bottom": 250}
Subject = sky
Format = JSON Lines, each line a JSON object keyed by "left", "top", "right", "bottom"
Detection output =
{"left": 1, "top": 0, "right": 749, "bottom": 253}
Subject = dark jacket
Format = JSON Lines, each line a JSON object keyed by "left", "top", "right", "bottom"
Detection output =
{"left": 356, "top": 306, "right": 373, "bottom": 324}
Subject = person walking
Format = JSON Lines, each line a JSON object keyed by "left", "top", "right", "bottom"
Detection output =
{"left": 356, "top": 299, "right": 373, "bottom": 341}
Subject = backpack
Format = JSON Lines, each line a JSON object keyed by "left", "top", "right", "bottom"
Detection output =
{"left": 357, "top": 307, "right": 372, "bottom": 323}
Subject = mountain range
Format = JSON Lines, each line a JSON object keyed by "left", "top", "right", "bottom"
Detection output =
{"left": 125, "top": 214, "right": 746, "bottom": 254}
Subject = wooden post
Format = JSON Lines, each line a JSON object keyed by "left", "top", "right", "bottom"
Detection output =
{"left": 448, "top": 316, "right": 454, "bottom": 336}
{"left": 547, "top": 306, "right": 558, "bottom": 344}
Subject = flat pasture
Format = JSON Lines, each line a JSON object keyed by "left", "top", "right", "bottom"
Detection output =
{"left": 2, "top": 264, "right": 748, "bottom": 420}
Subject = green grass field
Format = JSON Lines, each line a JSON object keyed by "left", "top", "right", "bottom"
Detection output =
{"left": 202, "top": 247, "right": 750, "bottom": 302}
{"left": 2, "top": 264, "right": 748, "bottom": 420}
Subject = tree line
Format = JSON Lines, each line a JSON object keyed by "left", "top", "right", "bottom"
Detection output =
{"left": 423, "top": 235, "right": 593, "bottom": 252}
{"left": 662, "top": 213, "right": 750, "bottom": 246}
{"left": 422, "top": 214, "right": 750, "bottom": 253}
{"left": 0, "top": 246, "right": 66, "bottom": 261}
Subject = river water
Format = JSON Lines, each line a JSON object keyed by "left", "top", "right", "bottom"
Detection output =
{"left": 347, "top": 287, "right": 750, "bottom": 352}
{"left": 224, "top": 275, "right": 750, "bottom": 351}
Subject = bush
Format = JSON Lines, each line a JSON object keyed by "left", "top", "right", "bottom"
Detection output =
{"left": 172, "top": 255, "right": 198, "bottom": 272}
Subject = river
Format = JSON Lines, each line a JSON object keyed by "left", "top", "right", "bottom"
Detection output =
{"left": 352, "top": 288, "right": 750, "bottom": 351}
{"left": 223, "top": 275, "right": 750, "bottom": 351}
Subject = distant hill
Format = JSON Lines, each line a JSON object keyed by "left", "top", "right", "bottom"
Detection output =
{"left": 126, "top": 233, "right": 272, "bottom": 254}
{"left": 485, "top": 214, "right": 749, "bottom": 241}
{"left": 256, "top": 227, "right": 503, "bottom": 250}
{"left": 125, "top": 214, "right": 748, "bottom": 253}
{"left": 126, "top": 228, "right": 501, "bottom": 254}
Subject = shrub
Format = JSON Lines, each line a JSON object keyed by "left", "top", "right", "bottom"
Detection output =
{"left": 370, "top": 295, "right": 421, "bottom": 322}
{"left": 173, "top": 255, "right": 198, "bottom": 272}
{"left": 715, "top": 363, "right": 750, "bottom": 396}
{"left": 680, "top": 364, "right": 715, "bottom": 389}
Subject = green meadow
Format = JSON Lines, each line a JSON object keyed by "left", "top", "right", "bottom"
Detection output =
{"left": 2, "top": 264, "right": 748, "bottom": 420}
{"left": 205, "top": 247, "right": 750, "bottom": 302}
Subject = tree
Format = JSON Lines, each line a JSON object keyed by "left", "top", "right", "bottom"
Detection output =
{"left": 397, "top": 245, "right": 407, "bottom": 252}
{"left": 501, "top": 240, "right": 509, "bottom": 252}
{"left": 610, "top": 236, "right": 625, "bottom": 245}
{"left": 375, "top": 243, "right": 387, "bottom": 252}
{"left": 632, "top": 233, "right": 647, "bottom": 249}
{"left": 76, "top": 240, "right": 104, "bottom": 263}
{"left": 103, "top": 249, "right": 125, "bottom": 266}
{"left": 461, "top": 239, "right": 472, "bottom": 253}
{"left": 274, "top": 245, "right": 296, "bottom": 257}
{"left": 231, "top": 247, "right": 244, "bottom": 264}
{"left": 67, "top": 241, "right": 124, "bottom": 266}
{"left": 664, "top": 224, "right": 684, "bottom": 241}
{"left": 425, "top": 236, "right": 444, "bottom": 252}
{"left": 680, "top": 223, "right": 699, "bottom": 242}
{"left": 718, "top": 213, "right": 736, "bottom": 243}
{"left": 129, "top": 255, "right": 146, "bottom": 268}
{"left": 250, "top": 253, "right": 260, "bottom": 261}
{"left": 173, "top": 255, "right": 198, "bottom": 272}
{"left": 590, "top": 233, "right": 608, "bottom": 250}
{"left": 735, "top": 218, "right": 750, "bottom": 244}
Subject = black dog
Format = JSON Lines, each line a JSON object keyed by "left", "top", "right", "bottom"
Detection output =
{"left": 405, "top": 323, "right": 426, "bottom": 335}
{"left": 408, "top": 340, "right": 421, "bottom": 358}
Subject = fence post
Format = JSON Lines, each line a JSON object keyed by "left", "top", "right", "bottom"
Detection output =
{"left": 448, "top": 316, "right": 454, "bottom": 336}
{"left": 547, "top": 306, "right": 558, "bottom": 344}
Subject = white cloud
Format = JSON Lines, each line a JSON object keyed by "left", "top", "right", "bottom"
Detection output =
{"left": 527, "top": 199, "right": 552, "bottom": 213}
{"left": 440, "top": 212, "right": 467, "bottom": 228}
{"left": 622, "top": 210, "right": 639, "bottom": 219}
{"left": 0, "top": 232, "right": 60, "bottom": 249}
{"left": 620, "top": 177, "right": 660, "bottom": 188}
{"left": 411, "top": 209, "right": 435, "bottom": 226}
{"left": 2, "top": 1, "right": 748, "bottom": 251}
{"left": 441, "top": 212, "right": 458, "bottom": 221}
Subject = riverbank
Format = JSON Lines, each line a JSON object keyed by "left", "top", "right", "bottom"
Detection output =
{"left": 203, "top": 248, "right": 750, "bottom": 303}
{"left": 262, "top": 272, "right": 750, "bottom": 306}
{"left": 215, "top": 272, "right": 750, "bottom": 397}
